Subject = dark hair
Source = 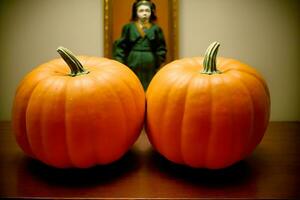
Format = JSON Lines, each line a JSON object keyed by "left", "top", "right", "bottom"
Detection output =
{"left": 131, "top": 0, "right": 157, "bottom": 21}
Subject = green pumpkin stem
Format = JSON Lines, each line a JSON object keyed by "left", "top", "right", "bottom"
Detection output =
{"left": 202, "top": 42, "right": 221, "bottom": 75}
{"left": 57, "top": 47, "right": 89, "bottom": 77}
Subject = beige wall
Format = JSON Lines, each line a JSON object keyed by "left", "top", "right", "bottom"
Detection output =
{"left": 0, "top": 0, "right": 103, "bottom": 121}
{"left": 0, "top": 0, "right": 299, "bottom": 121}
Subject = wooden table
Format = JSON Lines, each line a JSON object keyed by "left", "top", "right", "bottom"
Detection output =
{"left": 0, "top": 121, "right": 299, "bottom": 199}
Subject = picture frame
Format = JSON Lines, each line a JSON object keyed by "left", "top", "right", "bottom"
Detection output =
{"left": 103, "top": 0, "right": 179, "bottom": 64}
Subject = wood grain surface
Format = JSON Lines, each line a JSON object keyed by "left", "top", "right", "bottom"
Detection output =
{"left": 0, "top": 121, "right": 299, "bottom": 199}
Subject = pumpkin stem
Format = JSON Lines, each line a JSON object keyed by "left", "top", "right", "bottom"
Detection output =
{"left": 202, "top": 41, "right": 221, "bottom": 75}
{"left": 57, "top": 47, "right": 89, "bottom": 77}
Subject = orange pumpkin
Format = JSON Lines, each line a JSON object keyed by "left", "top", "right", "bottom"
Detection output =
{"left": 146, "top": 42, "right": 270, "bottom": 169}
{"left": 12, "top": 47, "right": 145, "bottom": 168}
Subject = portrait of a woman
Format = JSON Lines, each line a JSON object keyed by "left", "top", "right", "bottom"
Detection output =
{"left": 112, "top": 0, "right": 167, "bottom": 90}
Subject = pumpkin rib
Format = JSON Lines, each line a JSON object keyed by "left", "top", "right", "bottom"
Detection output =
{"left": 217, "top": 58, "right": 265, "bottom": 85}
{"left": 115, "top": 75, "right": 144, "bottom": 145}
{"left": 58, "top": 78, "right": 73, "bottom": 167}
{"left": 203, "top": 76, "right": 213, "bottom": 167}
{"left": 159, "top": 79, "right": 178, "bottom": 161}
{"left": 219, "top": 74, "right": 243, "bottom": 168}
{"left": 160, "top": 72, "right": 193, "bottom": 164}
{"left": 84, "top": 75, "right": 103, "bottom": 166}
{"left": 98, "top": 72, "right": 129, "bottom": 143}
{"left": 65, "top": 76, "right": 112, "bottom": 167}
{"left": 93, "top": 62, "right": 144, "bottom": 146}
{"left": 12, "top": 70, "right": 49, "bottom": 158}
{"left": 241, "top": 72, "right": 270, "bottom": 155}
{"left": 146, "top": 74, "right": 172, "bottom": 152}
{"left": 180, "top": 73, "right": 202, "bottom": 166}
{"left": 86, "top": 75, "right": 116, "bottom": 165}
{"left": 239, "top": 69, "right": 270, "bottom": 100}
{"left": 25, "top": 75, "right": 60, "bottom": 163}
{"left": 204, "top": 75, "right": 215, "bottom": 167}
{"left": 225, "top": 67, "right": 269, "bottom": 96}
{"left": 228, "top": 70, "right": 267, "bottom": 156}
{"left": 62, "top": 79, "right": 73, "bottom": 168}
{"left": 41, "top": 76, "right": 72, "bottom": 167}
{"left": 221, "top": 75, "right": 235, "bottom": 166}
{"left": 64, "top": 77, "right": 76, "bottom": 166}
{"left": 64, "top": 77, "right": 94, "bottom": 167}
{"left": 101, "top": 75, "right": 137, "bottom": 162}
{"left": 227, "top": 74, "right": 250, "bottom": 167}
{"left": 222, "top": 73, "right": 261, "bottom": 167}
{"left": 222, "top": 74, "right": 248, "bottom": 164}
{"left": 88, "top": 71, "right": 129, "bottom": 164}
{"left": 228, "top": 77, "right": 239, "bottom": 165}
{"left": 63, "top": 77, "right": 75, "bottom": 167}
{"left": 205, "top": 74, "right": 241, "bottom": 168}
{"left": 227, "top": 71, "right": 255, "bottom": 159}
{"left": 60, "top": 66, "right": 91, "bottom": 167}
{"left": 202, "top": 75, "right": 215, "bottom": 168}
{"left": 108, "top": 67, "right": 144, "bottom": 127}
{"left": 226, "top": 72, "right": 255, "bottom": 161}
{"left": 46, "top": 76, "right": 72, "bottom": 168}
{"left": 238, "top": 74, "right": 261, "bottom": 156}
{"left": 150, "top": 70, "right": 180, "bottom": 162}
{"left": 91, "top": 68, "right": 136, "bottom": 130}
{"left": 205, "top": 75, "right": 226, "bottom": 168}
{"left": 92, "top": 59, "right": 143, "bottom": 100}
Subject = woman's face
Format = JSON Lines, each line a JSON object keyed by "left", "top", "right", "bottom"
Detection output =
{"left": 137, "top": 4, "right": 151, "bottom": 22}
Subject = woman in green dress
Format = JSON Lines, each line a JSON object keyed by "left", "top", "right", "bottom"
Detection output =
{"left": 113, "top": 0, "right": 167, "bottom": 90}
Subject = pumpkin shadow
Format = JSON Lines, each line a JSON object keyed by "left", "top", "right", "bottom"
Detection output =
{"left": 20, "top": 149, "right": 141, "bottom": 187}
{"left": 146, "top": 149, "right": 257, "bottom": 187}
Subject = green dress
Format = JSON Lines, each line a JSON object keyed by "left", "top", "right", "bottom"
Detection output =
{"left": 113, "top": 22, "right": 167, "bottom": 90}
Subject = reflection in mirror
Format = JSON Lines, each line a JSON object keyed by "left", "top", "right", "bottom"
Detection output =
{"left": 104, "top": 0, "right": 178, "bottom": 87}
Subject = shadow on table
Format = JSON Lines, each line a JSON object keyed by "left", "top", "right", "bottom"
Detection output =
{"left": 146, "top": 149, "right": 260, "bottom": 188}
{"left": 18, "top": 149, "right": 141, "bottom": 187}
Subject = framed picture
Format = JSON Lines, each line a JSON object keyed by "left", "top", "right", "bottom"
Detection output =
{"left": 103, "top": 0, "right": 179, "bottom": 64}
